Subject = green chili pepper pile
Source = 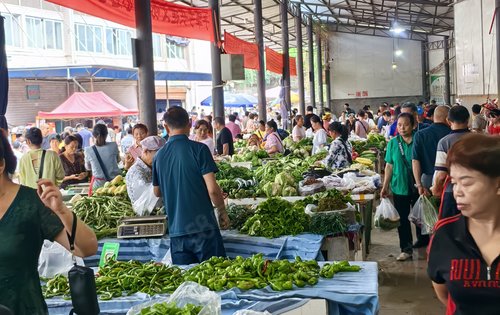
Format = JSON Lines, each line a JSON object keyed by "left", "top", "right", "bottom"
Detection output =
{"left": 96, "top": 260, "right": 185, "bottom": 300}
{"left": 72, "top": 196, "right": 135, "bottom": 237}
{"left": 183, "top": 254, "right": 321, "bottom": 292}
{"left": 43, "top": 256, "right": 361, "bottom": 300}
{"left": 139, "top": 302, "right": 202, "bottom": 315}
{"left": 42, "top": 274, "right": 70, "bottom": 299}
{"left": 239, "top": 198, "right": 310, "bottom": 238}
{"left": 319, "top": 261, "right": 362, "bottom": 278}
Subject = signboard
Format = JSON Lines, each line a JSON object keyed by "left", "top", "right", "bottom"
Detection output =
{"left": 26, "top": 85, "right": 40, "bottom": 100}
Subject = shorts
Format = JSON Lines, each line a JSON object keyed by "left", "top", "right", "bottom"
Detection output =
{"left": 170, "top": 229, "right": 226, "bottom": 265}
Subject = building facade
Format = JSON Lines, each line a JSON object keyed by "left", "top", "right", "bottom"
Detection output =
{"left": 1, "top": 0, "right": 212, "bottom": 126}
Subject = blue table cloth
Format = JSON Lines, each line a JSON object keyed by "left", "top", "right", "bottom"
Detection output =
{"left": 47, "top": 262, "right": 378, "bottom": 315}
{"left": 84, "top": 231, "right": 324, "bottom": 267}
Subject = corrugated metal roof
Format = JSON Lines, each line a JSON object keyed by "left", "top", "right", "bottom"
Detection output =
{"left": 174, "top": 0, "right": 454, "bottom": 50}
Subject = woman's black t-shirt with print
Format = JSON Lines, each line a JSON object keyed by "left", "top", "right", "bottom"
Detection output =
{"left": 427, "top": 214, "right": 500, "bottom": 315}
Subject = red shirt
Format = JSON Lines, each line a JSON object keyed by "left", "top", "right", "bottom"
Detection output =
{"left": 488, "top": 124, "right": 500, "bottom": 135}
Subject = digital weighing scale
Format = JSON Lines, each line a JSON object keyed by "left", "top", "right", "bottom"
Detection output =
{"left": 117, "top": 215, "right": 167, "bottom": 239}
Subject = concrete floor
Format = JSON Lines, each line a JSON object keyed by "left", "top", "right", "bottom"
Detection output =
{"left": 368, "top": 228, "right": 446, "bottom": 315}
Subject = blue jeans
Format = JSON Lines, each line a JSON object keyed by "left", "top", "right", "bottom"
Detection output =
{"left": 170, "top": 229, "right": 226, "bottom": 265}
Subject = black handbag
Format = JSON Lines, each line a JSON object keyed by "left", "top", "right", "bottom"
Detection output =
{"left": 67, "top": 212, "right": 100, "bottom": 315}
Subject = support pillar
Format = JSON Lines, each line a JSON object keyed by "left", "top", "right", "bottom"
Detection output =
{"left": 443, "top": 35, "right": 451, "bottom": 105}
{"left": 254, "top": 0, "right": 266, "bottom": 121}
{"left": 209, "top": 0, "right": 224, "bottom": 118}
{"left": 281, "top": 0, "right": 291, "bottom": 128}
{"left": 496, "top": 0, "right": 500, "bottom": 98}
{"left": 135, "top": 0, "right": 157, "bottom": 135}
{"left": 421, "top": 41, "right": 430, "bottom": 102}
{"left": 325, "top": 40, "right": 332, "bottom": 110}
{"left": 307, "top": 16, "right": 315, "bottom": 108}
{"left": 295, "top": 5, "right": 305, "bottom": 115}
{"left": 316, "top": 31, "right": 323, "bottom": 112}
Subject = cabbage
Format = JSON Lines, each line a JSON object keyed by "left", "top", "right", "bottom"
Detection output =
{"left": 275, "top": 172, "right": 295, "bottom": 187}
{"left": 271, "top": 183, "right": 282, "bottom": 197}
{"left": 282, "top": 186, "right": 298, "bottom": 196}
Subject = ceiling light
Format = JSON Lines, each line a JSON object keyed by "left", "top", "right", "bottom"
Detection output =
{"left": 392, "top": 63, "right": 398, "bottom": 69}
{"left": 395, "top": 49, "right": 403, "bottom": 56}
{"left": 390, "top": 22, "right": 405, "bottom": 34}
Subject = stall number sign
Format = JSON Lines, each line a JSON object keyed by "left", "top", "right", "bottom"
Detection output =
{"left": 99, "top": 243, "right": 120, "bottom": 267}
{"left": 26, "top": 85, "right": 40, "bottom": 100}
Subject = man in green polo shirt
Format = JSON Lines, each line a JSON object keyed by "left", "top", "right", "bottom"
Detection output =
{"left": 381, "top": 112, "right": 419, "bottom": 261}
{"left": 153, "top": 107, "right": 230, "bottom": 265}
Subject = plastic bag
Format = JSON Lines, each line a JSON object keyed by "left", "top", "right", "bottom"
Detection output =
{"left": 38, "top": 240, "right": 84, "bottom": 277}
{"left": 132, "top": 184, "right": 160, "bottom": 216}
{"left": 409, "top": 195, "right": 438, "bottom": 235}
{"left": 374, "top": 198, "right": 400, "bottom": 231}
{"left": 127, "top": 282, "right": 221, "bottom": 315}
{"left": 298, "top": 179, "right": 325, "bottom": 196}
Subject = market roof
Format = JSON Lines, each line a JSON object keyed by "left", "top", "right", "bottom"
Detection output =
{"left": 8, "top": 65, "right": 212, "bottom": 81}
{"left": 38, "top": 91, "right": 138, "bottom": 119}
{"left": 174, "top": 0, "right": 454, "bottom": 49}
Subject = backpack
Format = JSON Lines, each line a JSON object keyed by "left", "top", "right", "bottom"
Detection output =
{"left": 277, "top": 128, "right": 290, "bottom": 140}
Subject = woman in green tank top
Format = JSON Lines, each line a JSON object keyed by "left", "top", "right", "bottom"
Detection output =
{"left": 0, "top": 130, "right": 98, "bottom": 315}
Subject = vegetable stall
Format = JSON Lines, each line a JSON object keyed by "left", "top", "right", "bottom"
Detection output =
{"left": 42, "top": 132, "right": 386, "bottom": 315}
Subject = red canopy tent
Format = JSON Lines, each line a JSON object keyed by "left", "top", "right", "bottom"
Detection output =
{"left": 38, "top": 91, "right": 138, "bottom": 119}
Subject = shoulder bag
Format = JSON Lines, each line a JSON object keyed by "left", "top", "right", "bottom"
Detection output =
{"left": 67, "top": 212, "right": 100, "bottom": 315}
{"left": 91, "top": 146, "right": 111, "bottom": 181}
{"left": 396, "top": 137, "right": 419, "bottom": 197}
{"left": 38, "top": 150, "right": 46, "bottom": 180}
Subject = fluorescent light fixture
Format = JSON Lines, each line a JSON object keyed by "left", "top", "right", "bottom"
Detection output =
{"left": 395, "top": 49, "right": 403, "bottom": 56}
{"left": 390, "top": 22, "right": 405, "bottom": 34}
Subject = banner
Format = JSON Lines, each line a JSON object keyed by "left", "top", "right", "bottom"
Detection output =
{"left": 265, "top": 47, "right": 297, "bottom": 76}
{"left": 47, "top": 0, "right": 214, "bottom": 42}
{"left": 223, "top": 32, "right": 259, "bottom": 70}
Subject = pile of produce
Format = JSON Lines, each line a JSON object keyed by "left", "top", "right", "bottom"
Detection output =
{"left": 258, "top": 171, "right": 297, "bottom": 197}
{"left": 230, "top": 147, "right": 269, "bottom": 166}
{"left": 42, "top": 260, "right": 184, "bottom": 300}
{"left": 234, "top": 139, "right": 247, "bottom": 150}
{"left": 283, "top": 137, "right": 313, "bottom": 158}
{"left": 218, "top": 178, "right": 258, "bottom": 199}
{"left": 216, "top": 163, "right": 253, "bottom": 181}
{"left": 72, "top": 195, "right": 135, "bottom": 239}
{"left": 307, "top": 212, "right": 348, "bottom": 236}
{"left": 43, "top": 255, "right": 361, "bottom": 299}
{"left": 315, "top": 189, "right": 353, "bottom": 212}
{"left": 351, "top": 133, "right": 387, "bottom": 153}
{"left": 93, "top": 175, "right": 128, "bottom": 197}
{"left": 138, "top": 302, "right": 202, "bottom": 315}
{"left": 239, "top": 198, "right": 310, "bottom": 238}
{"left": 226, "top": 204, "right": 255, "bottom": 230}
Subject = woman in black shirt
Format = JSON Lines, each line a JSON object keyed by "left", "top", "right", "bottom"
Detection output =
{"left": 427, "top": 133, "right": 500, "bottom": 315}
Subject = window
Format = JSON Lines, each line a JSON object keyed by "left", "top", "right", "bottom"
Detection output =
{"left": 152, "top": 34, "right": 162, "bottom": 58}
{"left": 167, "top": 42, "right": 185, "bottom": 59}
{"left": 105, "top": 27, "right": 132, "bottom": 55}
{"left": 26, "top": 17, "right": 63, "bottom": 50}
{"left": 3, "top": 14, "right": 21, "bottom": 47}
{"left": 74, "top": 23, "right": 103, "bottom": 53}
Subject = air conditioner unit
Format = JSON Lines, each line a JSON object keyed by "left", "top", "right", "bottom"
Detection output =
{"left": 221, "top": 54, "right": 245, "bottom": 81}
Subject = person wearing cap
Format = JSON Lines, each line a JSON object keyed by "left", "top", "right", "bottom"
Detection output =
{"left": 19, "top": 127, "right": 65, "bottom": 189}
{"left": 126, "top": 136, "right": 166, "bottom": 204}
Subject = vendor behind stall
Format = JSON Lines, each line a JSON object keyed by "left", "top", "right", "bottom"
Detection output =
{"left": 322, "top": 122, "right": 352, "bottom": 170}
{"left": 126, "top": 136, "right": 166, "bottom": 204}
{"left": 263, "top": 120, "right": 284, "bottom": 155}
{"left": 59, "top": 135, "right": 88, "bottom": 190}
{"left": 124, "top": 123, "right": 148, "bottom": 170}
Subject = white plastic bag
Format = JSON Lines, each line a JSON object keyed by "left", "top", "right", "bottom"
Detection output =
{"left": 409, "top": 195, "right": 438, "bottom": 235}
{"left": 38, "top": 240, "right": 84, "bottom": 277}
{"left": 127, "top": 282, "right": 221, "bottom": 315}
{"left": 132, "top": 184, "right": 160, "bottom": 216}
{"left": 374, "top": 198, "right": 400, "bottom": 231}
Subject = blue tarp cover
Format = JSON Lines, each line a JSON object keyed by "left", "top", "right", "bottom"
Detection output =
{"left": 201, "top": 92, "right": 257, "bottom": 108}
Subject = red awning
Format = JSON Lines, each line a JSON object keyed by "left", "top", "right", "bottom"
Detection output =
{"left": 38, "top": 91, "right": 138, "bottom": 119}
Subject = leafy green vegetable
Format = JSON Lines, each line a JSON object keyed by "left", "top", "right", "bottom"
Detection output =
{"left": 226, "top": 204, "right": 255, "bottom": 230}
{"left": 216, "top": 162, "right": 253, "bottom": 181}
{"left": 307, "top": 213, "right": 348, "bottom": 236}
{"left": 240, "top": 198, "right": 310, "bottom": 238}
